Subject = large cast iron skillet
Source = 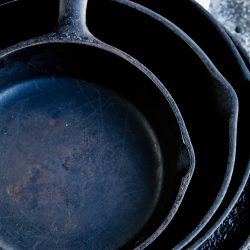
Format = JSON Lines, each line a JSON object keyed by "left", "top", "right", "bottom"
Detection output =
{"left": 86, "top": 0, "right": 239, "bottom": 249}
{"left": 194, "top": 31, "right": 250, "bottom": 250}
{"left": 0, "top": 0, "right": 196, "bottom": 249}
{"left": 124, "top": 1, "right": 250, "bottom": 248}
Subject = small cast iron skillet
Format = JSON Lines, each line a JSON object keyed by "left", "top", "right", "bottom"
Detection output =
{"left": 125, "top": 0, "right": 249, "bottom": 248}
{"left": 86, "top": 0, "right": 239, "bottom": 249}
{"left": 0, "top": 0, "right": 195, "bottom": 249}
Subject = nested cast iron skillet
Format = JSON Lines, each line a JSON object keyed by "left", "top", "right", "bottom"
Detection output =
{"left": 120, "top": 1, "right": 250, "bottom": 249}
{"left": 181, "top": 12, "right": 250, "bottom": 250}
{"left": 125, "top": 0, "right": 250, "bottom": 248}
{"left": 0, "top": 0, "right": 196, "bottom": 249}
{"left": 86, "top": 0, "right": 239, "bottom": 249}
{"left": 194, "top": 32, "right": 250, "bottom": 250}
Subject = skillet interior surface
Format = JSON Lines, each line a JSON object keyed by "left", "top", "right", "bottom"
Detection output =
{"left": 0, "top": 43, "right": 192, "bottom": 249}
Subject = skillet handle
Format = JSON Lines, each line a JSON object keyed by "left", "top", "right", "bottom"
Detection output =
{"left": 56, "top": 0, "right": 93, "bottom": 40}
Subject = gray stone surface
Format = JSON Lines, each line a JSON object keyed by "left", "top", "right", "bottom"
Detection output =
{"left": 209, "top": 0, "right": 250, "bottom": 56}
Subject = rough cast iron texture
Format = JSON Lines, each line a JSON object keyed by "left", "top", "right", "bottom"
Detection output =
{"left": 0, "top": 0, "right": 248, "bottom": 249}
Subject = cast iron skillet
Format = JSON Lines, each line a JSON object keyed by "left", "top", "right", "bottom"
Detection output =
{"left": 87, "top": 0, "right": 239, "bottom": 249}
{"left": 185, "top": 29, "right": 250, "bottom": 250}
{"left": 127, "top": 1, "right": 250, "bottom": 249}
{"left": 192, "top": 32, "right": 250, "bottom": 250}
{"left": 125, "top": 1, "right": 250, "bottom": 248}
{"left": 0, "top": 0, "right": 196, "bottom": 249}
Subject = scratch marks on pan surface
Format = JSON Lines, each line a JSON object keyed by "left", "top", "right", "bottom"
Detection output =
{"left": 0, "top": 76, "right": 163, "bottom": 249}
